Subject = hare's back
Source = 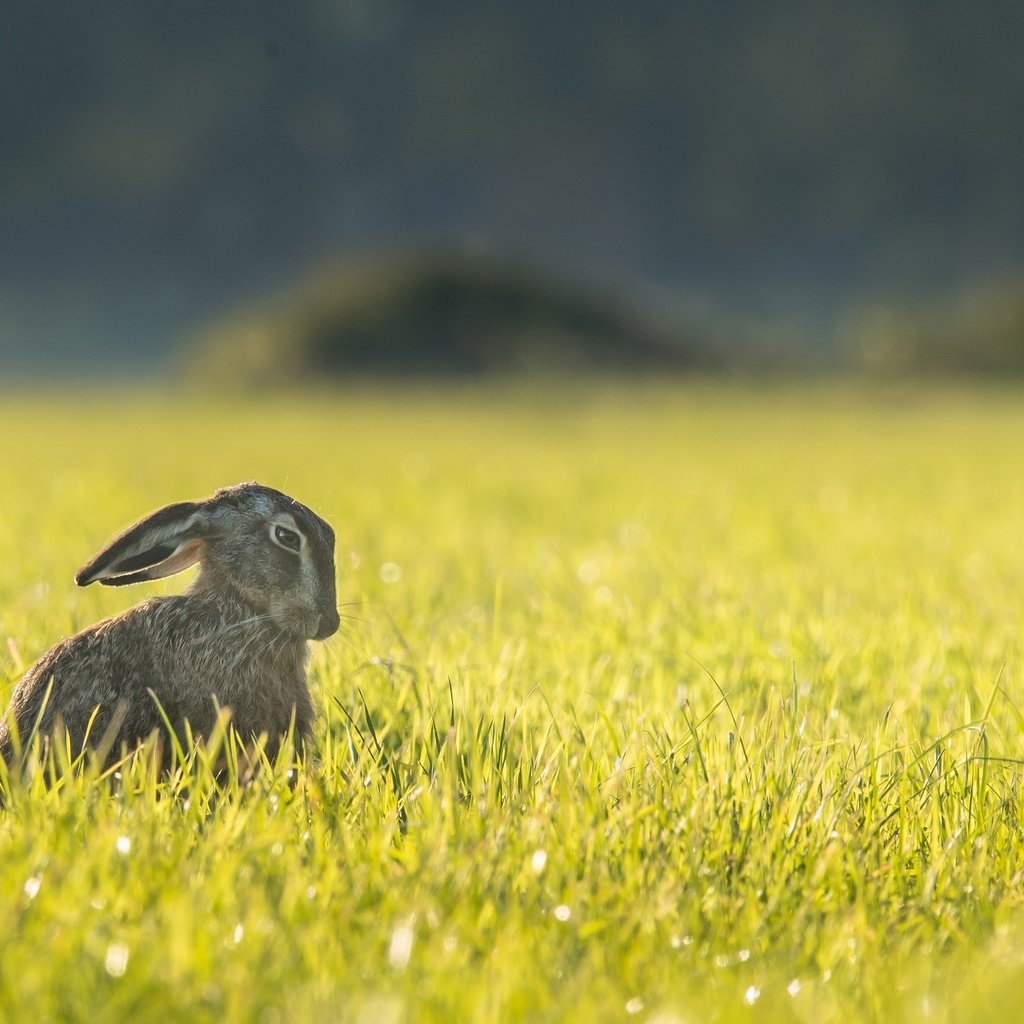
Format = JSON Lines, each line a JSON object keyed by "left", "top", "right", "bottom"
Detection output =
{"left": 0, "top": 601, "right": 191, "bottom": 761}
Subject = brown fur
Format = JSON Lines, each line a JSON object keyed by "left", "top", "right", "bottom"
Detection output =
{"left": 0, "top": 482, "right": 338, "bottom": 769}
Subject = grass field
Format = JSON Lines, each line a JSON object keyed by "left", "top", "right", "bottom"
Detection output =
{"left": 3, "top": 382, "right": 1024, "bottom": 1022}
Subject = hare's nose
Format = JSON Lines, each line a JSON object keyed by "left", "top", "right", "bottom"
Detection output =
{"left": 313, "top": 608, "right": 340, "bottom": 640}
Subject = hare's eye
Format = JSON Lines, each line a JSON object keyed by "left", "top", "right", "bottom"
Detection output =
{"left": 273, "top": 525, "right": 302, "bottom": 552}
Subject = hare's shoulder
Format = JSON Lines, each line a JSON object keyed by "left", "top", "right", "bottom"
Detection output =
{"left": 12, "top": 600, "right": 170, "bottom": 685}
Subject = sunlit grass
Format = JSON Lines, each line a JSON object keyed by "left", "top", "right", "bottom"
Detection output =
{"left": 3, "top": 381, "right": 1024, "bottom": 1022}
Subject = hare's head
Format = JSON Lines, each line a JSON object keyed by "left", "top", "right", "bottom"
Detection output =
{"left": 75, "top": 482, "right": 340, "bottom": 640}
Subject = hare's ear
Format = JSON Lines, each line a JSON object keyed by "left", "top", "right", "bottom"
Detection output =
{"left": 76, "top": 500, "right": 215, "bottom": 588}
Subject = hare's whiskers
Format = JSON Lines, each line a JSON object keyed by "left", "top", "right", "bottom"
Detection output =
{"left": 213, "top": 614, "right": 275, "bottom": 641}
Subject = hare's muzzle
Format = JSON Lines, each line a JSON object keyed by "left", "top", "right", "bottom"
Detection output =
{"left": 313, "top": 607, "right": 341, "bottom": 641}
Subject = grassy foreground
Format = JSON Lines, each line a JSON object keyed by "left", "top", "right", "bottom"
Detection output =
{"left": 3, "top": 382, "right": 1024, "bottom": 1022}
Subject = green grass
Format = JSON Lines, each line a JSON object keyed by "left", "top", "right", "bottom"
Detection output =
{"left": 3, "top": 382, "right": 1024, "bottom": 1022}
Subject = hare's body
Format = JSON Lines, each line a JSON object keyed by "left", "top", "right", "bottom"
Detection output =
{"left": 4, "top": 594, "right": 312, "bottom": 762}
{"left": 0, "top": 483, "right": 337, "bottom": 768}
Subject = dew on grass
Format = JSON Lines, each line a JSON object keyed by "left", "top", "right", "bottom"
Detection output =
{"left": 554, "top": 904, "right": 571, "bottom": 922}
{"left": 380, "top": 563, "right": 402, "bottom": 584}
{"left": 531, "top": 849, "right": 547, "bottom": 874}
{"left": 105, "top": 943, "right": 129, "bottom": 977}
{"left": 115, "top": 835, "right": 131, "bottom": 856}
{"left": 744, "top": 985, "right": 760, "bottom": 1005}
{"left": 787, "top": 979, "right": 802, "bottom": 997}
{"left": 23, "top": 877, "right": 41, "bottom": 900}
{"left": 625, "top": 996, "right": 644, "bottom": 1014}
{"left": 737, "top": 949, "right": 751, "bottom": 962}
{"left": 233, "top": 924, "right": 244, "bottom": 944}
{"left": 389, "top": 919, "right": 415, "bottom": 969}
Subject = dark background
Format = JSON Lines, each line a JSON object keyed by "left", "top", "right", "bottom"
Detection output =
{"left": 3, "top": 1, "right": 1023, "bottom": 376}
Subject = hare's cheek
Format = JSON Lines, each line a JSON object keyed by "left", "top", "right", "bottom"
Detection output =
{"left": 267, "top": 594, "right": 316, "bottom": 638}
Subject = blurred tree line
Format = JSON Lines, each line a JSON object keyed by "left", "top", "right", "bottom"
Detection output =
{"left": 2, "top": 0, "right": 1023, "bottom": 375}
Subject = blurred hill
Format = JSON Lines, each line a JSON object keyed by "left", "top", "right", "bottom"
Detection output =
{"left": 2, "top": 1, "right": 1024, "bottom": 374}
{"left": 849, "top": 275, "right": 1024, "bottom": 375}
{"left": 185, "top": 251, "right": 718, "bottom": 385}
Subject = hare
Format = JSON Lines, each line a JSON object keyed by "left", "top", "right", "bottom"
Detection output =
{"left": 0, "top": 482, "right": 339, "bottom": 770}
